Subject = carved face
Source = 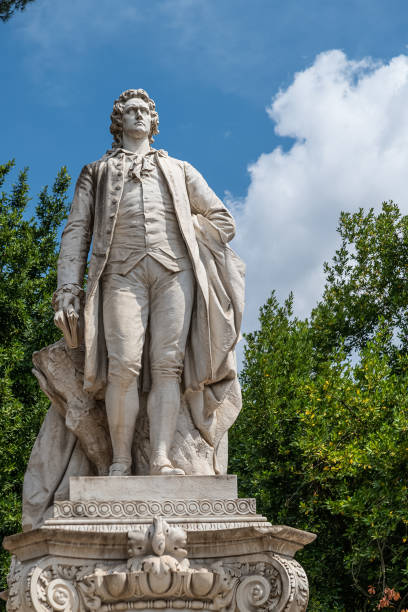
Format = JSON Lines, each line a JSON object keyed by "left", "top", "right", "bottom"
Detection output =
{"left": 122, "top": 97, "right": 152, "bottom": 141}
{"left": 53, "top": 587, "right": 69, "bottom": 605}
{"left": 128, "top": 529, "right": 148, "bottom": 557}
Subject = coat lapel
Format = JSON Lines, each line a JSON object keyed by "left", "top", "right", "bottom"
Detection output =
{"left": 156, "top": 153, "right": 210, "bottom": 307}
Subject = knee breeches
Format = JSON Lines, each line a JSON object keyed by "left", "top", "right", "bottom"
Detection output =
{"left": 102, "top": 256, "right": 195, "bottom": 386}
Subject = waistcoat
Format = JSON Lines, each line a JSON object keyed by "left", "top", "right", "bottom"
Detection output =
{"left": 105, "top": 153, "right": 191, "bottom": 275}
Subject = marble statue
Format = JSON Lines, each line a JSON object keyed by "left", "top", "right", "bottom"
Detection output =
{"left": 21, "top": 89, "right": 245, "bottom": 529}
{"left": 3, "top": 90, "right": 317, "bottom": 612}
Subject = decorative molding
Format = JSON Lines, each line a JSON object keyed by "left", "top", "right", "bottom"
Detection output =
{"left": 6, "top": 555, "right": 309, "bottom": 612}
{"left": 236, "top": 575, "right": 272, "bottom": 611}
{"left": 53, "top": 498, "right": 257, "bottom": 519}
{"left": 276, "top": 557, "right": 309, "bottom": 612}
{"left": 28, "top": 561, "right": 96, "bottom": 612}
{"left": 45, "top": 578, "right": 80, "bottom": 611}
{"left": 5, "top": 557, "right": 26, "bottom": 612}
{"left": 45, "top": 521, "right": 270, "bottom": 534}
{"left": 5, "top": 517, "right": 311, "bottom": 611}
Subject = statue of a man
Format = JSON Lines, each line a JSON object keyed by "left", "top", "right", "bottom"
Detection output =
{"left": 52, "top": 89, "right": 244, "bottom": 478}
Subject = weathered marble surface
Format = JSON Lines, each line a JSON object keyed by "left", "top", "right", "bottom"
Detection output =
{"left": 24, "top": 341, "right": 233, "bottom": 531}
{"left": 70, "top": 475, "right": 238, "bottom": 502}
{"left": 3, "top": 476, "right": 316, "bottom": 612}
{"left": 51, "top": 88, "right": 245, "bottom": 480}
{"left": 23, "top": 88, "right": 245, "bottom": 533}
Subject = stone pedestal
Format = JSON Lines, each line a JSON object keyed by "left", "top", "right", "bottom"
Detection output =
{"left": 3, "top": 476, "right": 315, "bottom": 611}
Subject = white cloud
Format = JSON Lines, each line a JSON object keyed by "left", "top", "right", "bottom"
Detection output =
{"left": 232, "top": 50, "right": 408, "bottom": 337}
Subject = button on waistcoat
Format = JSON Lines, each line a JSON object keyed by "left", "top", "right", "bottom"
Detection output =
{"left": 106, "top": 154, "right": 191, "bottom": 275}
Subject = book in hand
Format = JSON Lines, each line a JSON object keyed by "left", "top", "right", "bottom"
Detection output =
{"left": 55, "top": 308, "right": 80, "bottom": 349}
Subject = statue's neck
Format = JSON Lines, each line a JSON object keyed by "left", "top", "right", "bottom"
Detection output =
{"left": 121, "top": 134, "right": 151, "bottom": 155}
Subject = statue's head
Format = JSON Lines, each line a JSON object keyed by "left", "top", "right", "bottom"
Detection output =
{"left": 110, "top": 89, "right": 159, "bottom": 148}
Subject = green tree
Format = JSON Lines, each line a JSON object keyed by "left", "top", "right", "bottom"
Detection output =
{"left": 230, "top": 203, "right": 408, "bottom": 611}
{"left": 311, "top": 202, "right": 408, "bottom": 364}
{"left": 0, "top": 0, "right": 34, "bottom": 21}
{"left": 297, "top": 326, "right": 408, "bottom": 611}
{"left": 0, "top": 161, "right": 70, "bottom": 600}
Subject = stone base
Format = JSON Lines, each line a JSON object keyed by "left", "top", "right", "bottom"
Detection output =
{"left": 3, "top": 477, "right": 316, "bottom": 611}
{"left": 70, "top": 475, "right": 238, "bottom": 502}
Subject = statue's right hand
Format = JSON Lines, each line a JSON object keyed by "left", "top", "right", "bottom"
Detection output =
{"left": 53, "top": 290, "right": 81, "bottom": 333}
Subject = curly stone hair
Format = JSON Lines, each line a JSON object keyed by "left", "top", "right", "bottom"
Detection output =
{"left": 110, "top": 89, "right": 159, "bottom": 148}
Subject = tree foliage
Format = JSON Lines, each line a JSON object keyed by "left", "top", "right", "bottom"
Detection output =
{"left": 0, "top": 0, "right": 34, "bottom": 21}
{"left": 311, "top": 202, "right": 408, "bottom": 363}
{"left": 230, "top": 202, "right": 408, "bottom": 611}
{"left": 0, "top": 161, "right": 70, "bottom": 599}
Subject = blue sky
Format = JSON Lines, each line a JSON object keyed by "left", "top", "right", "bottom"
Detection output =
{"left": 2, "top": 0, "right": 408, "bottom": 338}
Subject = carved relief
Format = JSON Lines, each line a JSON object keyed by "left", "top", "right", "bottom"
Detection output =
{"left": 220, "top": 561, "right": 282, "bottom": 612}
{"left": 78, "top": 518, "right": 237, "bottom": 609}
{"left": 7, "top": 558, "right": 309, "bottom": 612}
{"left": 54, "top": 498, "right": 257, "bottom": 519}
{"left": 6, "top": 519, "right": 310, "bottom": 611}
{"left": 236, "top": 575, "right": 271, "bottom": 611}
{"left": 44, "top": 579, "right": 79, "bottom": 612}
{"left": 6, "top": 556, "right": 27, "bottom": 612}
{"left": 45, "top": 520, "right": 269, "bottom": 534}
{"left": 274, "top": 557, "right": 309, "bottom": 612}
{"left": 14, "top": 561, "right": 96, "bottom": 612}
{"left": 127, "top": 516, "right": 190, "bottom": 572}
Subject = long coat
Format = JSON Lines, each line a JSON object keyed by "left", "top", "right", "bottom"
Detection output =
{"left": 58, "top": 149, "right": 244, "bottom": 448}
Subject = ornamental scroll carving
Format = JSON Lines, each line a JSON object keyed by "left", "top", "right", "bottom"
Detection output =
{"left": 6, "top": 518, "right": 310, "bottom": 612}
{"left": 54, "top": 498, "right": 257, "bottom": 519}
